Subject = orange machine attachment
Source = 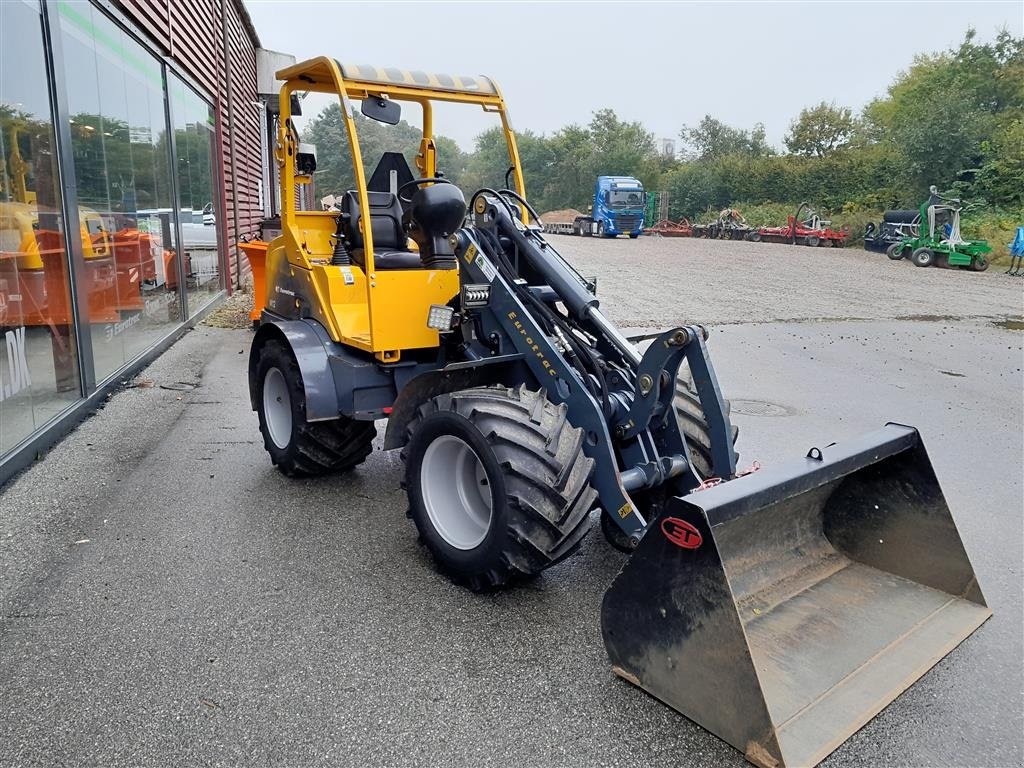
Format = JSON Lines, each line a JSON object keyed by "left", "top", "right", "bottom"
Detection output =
{"left": 238, "top": 239, "right": 268, "bottom": 327}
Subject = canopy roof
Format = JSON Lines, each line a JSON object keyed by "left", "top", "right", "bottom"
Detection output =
{"left": 275, "top": 57, "right": 500, "bottom": 102}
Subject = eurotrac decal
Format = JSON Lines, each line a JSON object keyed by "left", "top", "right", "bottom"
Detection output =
{"left": 506, "top": 311, "right": 558, "bottom": 377}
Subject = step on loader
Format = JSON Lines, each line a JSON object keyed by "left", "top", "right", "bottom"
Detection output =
{"left": 248, "top": 57, "right": 991, "bottom": 768}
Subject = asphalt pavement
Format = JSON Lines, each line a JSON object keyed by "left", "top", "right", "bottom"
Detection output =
{"left": 1, "top": 242, "right": 1022, "bottom": 768}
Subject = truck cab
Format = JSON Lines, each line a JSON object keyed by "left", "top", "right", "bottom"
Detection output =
{"left": 575, "top": 176, "right": 646, "bottom": 238}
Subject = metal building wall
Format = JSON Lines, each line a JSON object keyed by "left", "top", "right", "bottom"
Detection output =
{"left": 114, "top": 0, "right": 262, "bottom": 285}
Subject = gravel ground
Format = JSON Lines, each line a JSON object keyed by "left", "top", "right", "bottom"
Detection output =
{"left": 1, "top": 237, "right": 1021, "bottom": 768}
{"left": 549, "top": 235, "right": 1022, "bottom": 327}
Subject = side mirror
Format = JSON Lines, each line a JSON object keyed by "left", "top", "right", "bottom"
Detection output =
{"left": 361, "top": 97, "right": 401, "bottom": 125}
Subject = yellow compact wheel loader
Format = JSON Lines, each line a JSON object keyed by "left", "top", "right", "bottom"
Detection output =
{"left": 248, "top": 57, "right": 991, "bottom": 768}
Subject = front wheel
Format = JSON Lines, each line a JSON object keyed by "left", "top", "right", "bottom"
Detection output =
{"left": 404, "top": 386, "right": 597, "bottom": 591}
{"left": 886, "top": 243, "right": 906, "bottom": 260}
{"left": 911, "top": 247, "right": 935, "bottom": 267}
{"left": 254, "top": 339, "right": 376, "bottom": 476}
{"left": 597, "top": 221, "right": 606, "bottom": 238}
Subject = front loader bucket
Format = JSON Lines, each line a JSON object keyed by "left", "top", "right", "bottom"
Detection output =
{"left": 601, "top": 424, "right": 990, "bottom": 768}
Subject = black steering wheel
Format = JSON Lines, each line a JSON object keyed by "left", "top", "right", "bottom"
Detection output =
{"left": 397, "top": 176, "right": 451, "bottom": 205}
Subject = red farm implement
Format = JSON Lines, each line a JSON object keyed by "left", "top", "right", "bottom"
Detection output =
{"left": 749, "top": 203, "right": 849, "bottom": 248}
{"left": 644, "top": 218, "right": 693, "bottom": 237}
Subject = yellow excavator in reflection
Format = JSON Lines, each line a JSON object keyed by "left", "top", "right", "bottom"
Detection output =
{"left": 1, "top": 120, "right": 117, "bottom": 326}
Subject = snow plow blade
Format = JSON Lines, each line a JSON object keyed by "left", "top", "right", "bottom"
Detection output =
{"left": 601, "top": 424, "right": 991, "bottom": 768}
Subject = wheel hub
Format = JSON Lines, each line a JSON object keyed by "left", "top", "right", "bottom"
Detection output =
{"left": 420, "top": 435, "right": 493, "bottom": 550}
{"left": 263, "top": 367, "right": 292, "bottom": 449}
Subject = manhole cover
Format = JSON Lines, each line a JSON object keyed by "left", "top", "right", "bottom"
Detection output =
{"left": 159, "top": 381, "right": 197, "bottom": 391}
{"left": 731, "top": 399, "right": 792, "bottom": 417}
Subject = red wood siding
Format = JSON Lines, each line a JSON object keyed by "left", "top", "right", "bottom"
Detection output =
{"left": 115, "top": 0, "right": 261, "bottom": 284}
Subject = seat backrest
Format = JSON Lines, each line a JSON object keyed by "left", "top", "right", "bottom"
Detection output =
{"left": 342, "top": 191, "right": 406, "bottom": 251}
{"left": 367, "top": 152, "right": 415, "bottom": 195}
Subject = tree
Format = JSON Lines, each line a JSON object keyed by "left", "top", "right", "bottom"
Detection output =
{"left": 433, "top": 135, "right": 467, "bottom": 186}
{"left": 679, "top": 115, "right": 774, "bottom": 160}
{"left": 863, "top": 29, "right": 1023, "bottom": 194}
{"left": 302, "top": 104, "right": 422, "bottom": 197}
{"left": 784, "top": 102, "right": 856, "bottom": 156}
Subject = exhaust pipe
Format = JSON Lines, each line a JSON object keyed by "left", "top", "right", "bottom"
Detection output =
{"left": 601, "top": 424, "right": 991, "bottom": 768}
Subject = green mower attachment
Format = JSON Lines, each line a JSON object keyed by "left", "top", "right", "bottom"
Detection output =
{"left": 887, "top": 186, "right": 991, "bottom": 270}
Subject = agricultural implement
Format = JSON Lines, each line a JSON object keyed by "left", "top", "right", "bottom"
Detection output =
{"left": 644, "top": 217, "right": 693, "bottom": 237}
{"left": 248, "top": 57, "right": 990, "bottom": 768}
{"left": 749, "top": 203, "right": 848, "bottom": 247}
{"left": 864, "top": 209, "right": 919, "bottom": 253}
{"left": 692, "top": 208, "right": 752, "bottom": 240}
{"left": 886, "top": 186, "right": 991, "bottom": 271}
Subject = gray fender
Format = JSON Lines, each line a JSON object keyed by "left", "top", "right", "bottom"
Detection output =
{"left": 248, "top": 318, "right": 340, "bottom": 422}
{"left": 383, "top": 354, "right": 529, "bottom": 450}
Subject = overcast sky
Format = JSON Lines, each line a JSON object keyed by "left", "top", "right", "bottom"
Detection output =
{"left": 244, "top": 1, "right": 1023, "bottom": 152}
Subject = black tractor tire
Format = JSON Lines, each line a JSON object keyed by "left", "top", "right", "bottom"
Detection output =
{"left": 804, "top": 234, "right": 821, "bottom": 247}
{"left": 403, "top": 385, "right": 597, "bottom": 591}
{"left": 971, "top": 255, "right": 990, "bottom": 272}
{"left": 749, "top": 231, "right": 762, "bottom": 242}
{"left": 254, "top": 340, "right": 376, "bottom": 477}
{"left": 883, "top": 209, "right": 921, "bottom": 225}
{"left": 886, "top": 243, "right": 906, "bottom": 260}
{"left": 672, "top": 368, "right": 740, "bottom": 479}
{"left": 911, "top": 247, "right": 936, "bottom": 267}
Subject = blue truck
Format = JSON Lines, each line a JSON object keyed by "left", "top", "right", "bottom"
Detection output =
{"left": 573, "top": 176, "right": 646, "bottom": 238}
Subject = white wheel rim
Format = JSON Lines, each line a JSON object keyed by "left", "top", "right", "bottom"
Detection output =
{"left": 263, "top": 367, "right": 292, "bottom": 449}
{"left": 420, "top": 435, "right": 493, "bottom": 550}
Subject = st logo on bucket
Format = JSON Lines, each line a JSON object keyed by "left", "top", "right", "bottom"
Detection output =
{"left": 661, "top": 517, "right": 703, "bottom": 549}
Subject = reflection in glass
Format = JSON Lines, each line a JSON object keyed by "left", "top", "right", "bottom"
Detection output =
{"left": 57, "top": 1, "right": 184, "bottom": 382}
{"left": 0, "top": 0, "right": 81, "bottom": 454}
{"left": 168, "top": 74, "right": 222, "bottom": 315}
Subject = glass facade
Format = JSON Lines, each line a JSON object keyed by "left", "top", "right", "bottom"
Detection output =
{"left": 168, "top": 73, "right": 222, "bottom": 315}
{"left": 58, "top": 0, "right": 186, "bottom": 380}
{"left": 0, "top": 0, "right": 81, "bottom": 454}
{"left": 0, "top": 0, "right": 225, "bottom": 466}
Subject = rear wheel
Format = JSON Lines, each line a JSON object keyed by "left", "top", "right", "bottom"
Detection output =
{"left": 254, "top": 340, "right": 376, "bottom": 477}
{"left": 886, "top": 243, "right": 906, "bottom": 260}
{"left": 749, "top": 231, "right": 762, "bottom": 242}
{"left": 804, "top": 235, "right": 820, "bottom": 247}
{"left": 912, "top": 247, "right": 935, "bottom": 267}
{"left": 404, "top": 386, "right": 597, "bottom": 591}
{"left": 971, "top": 255, "right": 990, "bottom": 272}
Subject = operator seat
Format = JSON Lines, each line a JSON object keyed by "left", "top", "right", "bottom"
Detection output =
{"left": 340, "top": 190, "right": 422, "bottom": 270}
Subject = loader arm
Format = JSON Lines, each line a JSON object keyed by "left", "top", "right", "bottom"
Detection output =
{"left": 451, "top": 193, "right": 739, "bottom": 542}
